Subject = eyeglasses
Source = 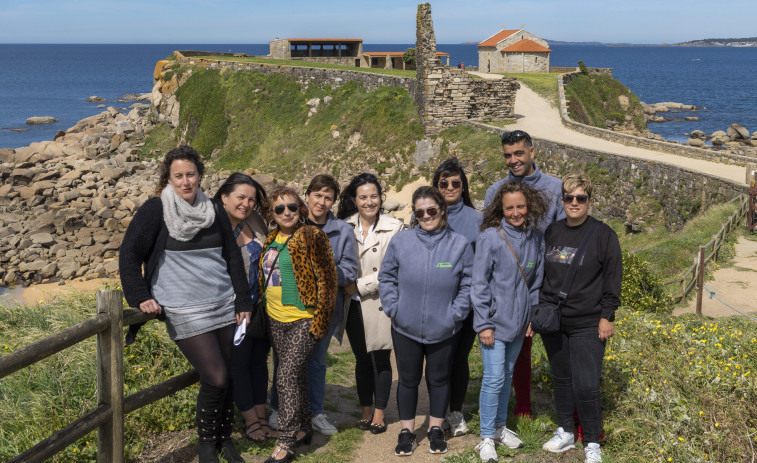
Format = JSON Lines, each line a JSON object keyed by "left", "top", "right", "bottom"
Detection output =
{"left": 500, "top": 130, "right": 532, "bottom": 146}
{"left": 438, "top": 179, "right": 462, "bottom": 190}
{"left": 274, "top": 203, "right": 299, "bottom": 215}
{"left": 562, "top": 194, "right": 590, "bottom": 204}
{"left": 414, "top": 207, "right": 439, "bottom": 218}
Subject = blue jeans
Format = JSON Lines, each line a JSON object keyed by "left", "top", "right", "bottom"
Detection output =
{"left": 307, "top": 322, "right": 337, "bottom": 414}
{"left": 479, "top": 337, "right": 524, "bottom": 438}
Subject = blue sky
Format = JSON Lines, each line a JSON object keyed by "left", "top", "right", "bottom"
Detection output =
{"left": 1, "top": 0, "right": 755, "bottom": 44}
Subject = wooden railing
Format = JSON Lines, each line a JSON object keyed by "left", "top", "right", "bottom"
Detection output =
{"left": 662, "top": 194, "right": 749, "bottom": 302}
{"left": 0, "top": 290, "right": 198, "bottom": 463}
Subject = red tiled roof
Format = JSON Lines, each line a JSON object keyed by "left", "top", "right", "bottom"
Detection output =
{"left": 363, "top": 51, "right": 449, "bottom": 56}
{"left": 478, "top": 30, "right": 519, "bottom": 47}
{"left": 503, "top": 39, "right": 551, "bottom": 52}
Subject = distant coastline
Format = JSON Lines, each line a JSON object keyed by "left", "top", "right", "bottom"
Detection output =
{"left": 540, "top": 37, "right": 757, "bottom": 47}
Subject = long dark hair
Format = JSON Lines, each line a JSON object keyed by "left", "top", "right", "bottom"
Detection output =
{"left": 214, "top": 172, "right": 269, "bottom": 222}
{"left": 481, "top": 181, "right": 547, "bottom": 231}
{"left": 432, "top": 158, "right": 474, "bottom": 208}
{"left": 154, "top": 145, "right": 205, "bottom": 196}
{"left": 410, "top": 186, "right": 448, "bottom": 230}
{"left": 337, "top": 173, "right": 383, "bottom": 220}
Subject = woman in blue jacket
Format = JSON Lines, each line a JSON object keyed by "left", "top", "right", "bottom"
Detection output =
{"left": 379, "top": 186, "right": 473, "bottom": 456}
{"left": 471, "top": 181, "right": 546, "bottom": 462}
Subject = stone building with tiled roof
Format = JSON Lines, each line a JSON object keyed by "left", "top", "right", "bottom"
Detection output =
{"left": 478, "top": 27, "right": 551, "bottom": 73}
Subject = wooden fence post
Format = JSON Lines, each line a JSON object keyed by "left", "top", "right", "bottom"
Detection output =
{"left": 695, "top": 246, "right": 705, "bottom": 319}
{"left": 96, "top": 290, "right": 124, "bottom": 463}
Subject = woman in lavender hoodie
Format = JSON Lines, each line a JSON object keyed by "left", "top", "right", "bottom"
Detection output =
{"left": 379, "top": 186, "right": 473, "bottom": 457}
{"left": 471, "top": 181, "right": 547, "bottom": 462}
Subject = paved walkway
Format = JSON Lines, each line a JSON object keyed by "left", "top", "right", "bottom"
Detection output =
{"left": 469, "top": 72, "right": 747, "bottom": 185}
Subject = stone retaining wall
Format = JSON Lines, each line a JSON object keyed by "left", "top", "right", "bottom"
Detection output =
{"left": 558, "top": 72, "right": 754, "bottom": 166}
{"left": 469, "top": 121, "right": 748, "bottom": 228}
{"left": 174, "top": 51, "right": 417, "bottom": 95}
{"left": 550, "top": 66, "right": 612, "bottom": 76}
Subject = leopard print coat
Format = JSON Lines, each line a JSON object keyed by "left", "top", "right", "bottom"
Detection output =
{"left": 259, "top": 224, "right": 338, "bottom": 339}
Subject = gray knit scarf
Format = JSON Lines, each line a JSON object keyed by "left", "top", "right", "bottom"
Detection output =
{"left": 160, "top": 185, "right": 215, "bottom": 241}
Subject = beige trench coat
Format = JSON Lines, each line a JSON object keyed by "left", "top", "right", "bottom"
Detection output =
{"left": 342, "top": 212, "right": 404, "bottom": 352}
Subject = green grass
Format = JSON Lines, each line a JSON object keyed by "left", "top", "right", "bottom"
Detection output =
{"left": 136, "top": 122, "right": 177, "bottom": 158}
{"left": 196, "top": 55, "right": 416, "bottom": 78}
{"left": 502, "top": 72, "right": 561, "bottom": 107}
{"left": 564, "top": 73, "right": 647, "bottom": 132}
{"left": 0, "top": 291, "right": 196, "bottom": 462}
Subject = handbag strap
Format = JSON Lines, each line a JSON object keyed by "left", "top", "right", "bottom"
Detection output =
{"left": 498, "top": 227, "right": 529, "bottom": 288}
{"left": 557, "top": 220, "right": 599, "bottom": 303}
{"left": 261, "top": 231, "right": 295, "bottom": 293}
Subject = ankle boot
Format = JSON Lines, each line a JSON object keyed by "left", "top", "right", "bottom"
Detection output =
{"left": 197, "top": 383, "right": 225, "bottom": 463}
{"left": 216, "top": 385, "right": 245, "bottom": 463}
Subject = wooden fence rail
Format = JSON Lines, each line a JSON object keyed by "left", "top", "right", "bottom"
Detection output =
{"left": 0, "top": 290, "right": 198, "bottom": 463}
{"left": 662, "top": 194, "right": 749, "bottom": 301}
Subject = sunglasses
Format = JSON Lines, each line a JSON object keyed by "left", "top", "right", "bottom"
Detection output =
{"left": 414, "top": 207, "right": 439, "bottom": 218}
{"left": 438, "top": 179, "right": 462, "bottom": 190}
{"left": 500, "top": 129, "right": 533, "bottom": 145}
{"left": 562, "top": 194, "right": 590, "bottom": 205}
{"left": 274, "top": 203, "right": 299, "bottom": 215}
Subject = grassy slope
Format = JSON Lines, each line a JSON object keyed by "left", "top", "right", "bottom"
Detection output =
{"left": 565, "top": 73, "right": 647, "bottom": 132}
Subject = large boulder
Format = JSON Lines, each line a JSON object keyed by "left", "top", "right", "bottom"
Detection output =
{"left": 26, "top": 116, "right": 59, "bottom": 124}
{"left": 727, "top": 123, "right": 750, "bottom": 140}
{"left": 686, "top": 138, "right": 706, "bottom": 147}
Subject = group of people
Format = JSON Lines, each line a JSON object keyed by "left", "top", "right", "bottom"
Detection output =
{"left": 119, "top": 128, "right": 622, "bottom": 463}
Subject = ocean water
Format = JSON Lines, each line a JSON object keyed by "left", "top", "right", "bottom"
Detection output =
{"left": 1, "top": 43, "right": 755, "bottom": 149}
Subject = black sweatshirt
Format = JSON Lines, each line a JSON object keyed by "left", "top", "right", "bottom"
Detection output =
{"left": 540, "top": 216, "right": 622, "bottom": 328}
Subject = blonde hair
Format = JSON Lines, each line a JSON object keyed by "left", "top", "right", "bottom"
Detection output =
{"left": 562, "top": 172, "right": 593, "bottom": 197}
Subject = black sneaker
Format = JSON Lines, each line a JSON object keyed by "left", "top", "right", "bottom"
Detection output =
{"left": 427, "top": 426, "right": 448, "bottom": 454}
{"left": 395, "top": 428, "right": 417, "bottom": 456}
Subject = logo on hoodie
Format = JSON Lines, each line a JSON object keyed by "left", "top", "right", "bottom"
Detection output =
{"left": 435, "top": 262, "right": 452, "bottom": 268}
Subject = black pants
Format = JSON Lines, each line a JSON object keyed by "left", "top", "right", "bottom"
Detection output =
{"left": 392, "top": 329, "right": 457, "bottom": 421}
{"left": 344, "top": 300, "right": 392, "bottom": 409}
{"left": 447, "top": 311, "right": 476, "bottom": 412}
{"left": 231, "top": 333, "right": 271, "bottom": 412}
{"left": 541, "top": 325, "right": 606, "bottom": 444}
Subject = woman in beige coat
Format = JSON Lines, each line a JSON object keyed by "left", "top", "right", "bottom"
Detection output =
{"left": 338, "top": 173, "right": 404, "bottom": 434}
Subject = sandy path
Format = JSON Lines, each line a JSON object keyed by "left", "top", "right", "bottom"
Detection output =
{"left": 469, "top": 72, "right": 747, "bottom": 186}
{"left": 673, "top": 236, "right": 757, "bottom": 318}
{"left": 2, "top": 277, "right": 117, "bottom": 306}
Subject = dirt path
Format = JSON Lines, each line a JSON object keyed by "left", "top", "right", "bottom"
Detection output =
{"left": 469, "top": 72, "right": 747, "bottom": 186}
{"left": 674, "top": 236, "right": 757, "bottom": 318}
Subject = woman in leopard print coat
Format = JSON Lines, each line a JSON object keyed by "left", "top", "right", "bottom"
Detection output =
{"left": 257, "top": 186, "right": 337, "bottom": 462}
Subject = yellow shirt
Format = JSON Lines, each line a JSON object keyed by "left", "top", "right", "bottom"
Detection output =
{"left": 264, "top": 233, "right": 315, "bottom": 323}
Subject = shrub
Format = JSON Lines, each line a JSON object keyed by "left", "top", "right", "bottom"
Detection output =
{"left": 578, "top": 60, "right": 589, "bottom": 75}
{"left": 621, "top": 250, "right": 675, "bottom": 313}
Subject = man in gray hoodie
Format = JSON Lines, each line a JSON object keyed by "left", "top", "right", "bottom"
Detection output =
{"left": 483, "top": 129, "right": 565, "bottom": 419}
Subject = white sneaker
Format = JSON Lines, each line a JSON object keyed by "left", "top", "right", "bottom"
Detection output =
{"left": 447, "top": 410, "right": 468, "bottom": 437}
{"left": 585, "top": 442, "right": 602, "bottom": 463}
{"left": 542, "top": 427, "right": 576, "bottom": 453}
{"left": 312, "top": 413, "right": 338, "bottom": 435}
{"left": 269, "top": 410, "right": 279, "bottom": 430}
{"left": 475, "top": 438, "right": 498, "bottom": 462}
{"left": 495, "top": 426, "right": 524, "bottom": 449}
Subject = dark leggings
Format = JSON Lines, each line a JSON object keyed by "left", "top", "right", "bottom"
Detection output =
{"left": 447, "top": 311, "right": 476, "bottom": 412}
{"left": 541, "top": 325, "right": 606, "bottom": 444}
{"left": 231, "top": 333, "right": 271, "bottom": 412}
{"left": 344, "top": 300, "right": 392, "bottom": 409}
{"left": 392, "top": 329, "right": 457, "bottom": 421}
{"left": 175, "top": 324, "right": 235, "bottom": 388}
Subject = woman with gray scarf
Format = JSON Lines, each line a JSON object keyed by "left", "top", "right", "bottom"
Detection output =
{"left": 120, "top": 145, "right": 251, "bottom": 463}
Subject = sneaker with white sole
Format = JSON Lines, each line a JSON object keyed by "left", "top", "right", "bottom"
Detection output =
{"left": 446, "top": 410, "right": 469, "bottom": 437}
{"left": 475, "top": 438, "right": 498, "bottom": 462}
{"left": 495, "top": 426, "right": 524, "bottom": 449}
{"left": 542, "top": 427, "right": 576, "bottom": 453}
{"left": 427, "top": 426, "right": 448, "bottom": 454}
{"left": 269, "top": 410, "right": 279, "bottom": 430}
{"left": 584, "top": 442, "right": 602, "bottom": 463}
{"left": 395, "top": 428, "right": 417, "bottom": 456}
{"left": 312, "top": 413, "right": 338, "bottom": 435}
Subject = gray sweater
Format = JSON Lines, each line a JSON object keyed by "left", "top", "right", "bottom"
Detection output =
{"left": 378, "top": 226, "right": 473, "bottom": 344}
{"left": 471, "top": 221, "right": 545, "bottom": 342}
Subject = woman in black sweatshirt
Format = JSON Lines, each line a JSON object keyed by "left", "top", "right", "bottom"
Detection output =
{"left": 539, "top": 172, "right": 621, "bottom": 463}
